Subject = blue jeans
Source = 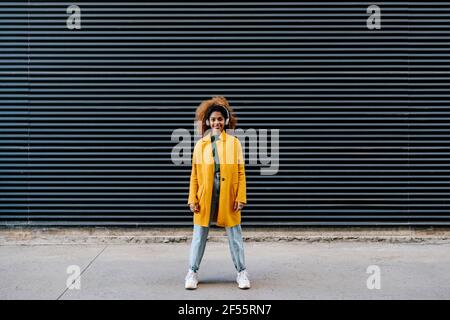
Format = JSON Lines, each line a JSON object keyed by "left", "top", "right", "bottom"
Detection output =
{"left": 189, "top": 169, "right": 246, "bottom": 273}
{"left": 189, "top": 223, "right": 247, "bottom": 273}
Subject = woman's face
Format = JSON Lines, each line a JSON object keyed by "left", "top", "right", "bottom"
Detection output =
{"left": 208, "top": 111, "right": 225, "bottom": 134}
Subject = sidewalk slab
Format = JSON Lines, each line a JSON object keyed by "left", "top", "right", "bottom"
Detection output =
{"left": 0, "top": 245, "right": 105, "bottom": 300}
{"left": 1, "top": 242, "right": 449, "bottom": 300}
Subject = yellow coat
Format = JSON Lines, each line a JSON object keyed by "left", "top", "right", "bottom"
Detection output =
{"left": 188, "top": 130, "right": 247, "bottom": 227}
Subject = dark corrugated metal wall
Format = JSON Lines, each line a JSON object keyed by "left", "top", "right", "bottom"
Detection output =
{"left": 1, "top": 1, "right": 450, "bottom": 226}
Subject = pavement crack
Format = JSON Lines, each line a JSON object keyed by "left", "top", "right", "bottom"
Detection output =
{"left": 56, "top": 245, "right": 108, "bottom": 300}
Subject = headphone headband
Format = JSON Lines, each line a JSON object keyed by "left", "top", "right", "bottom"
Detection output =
{"left": 210, "top": 104, "right": 229, "bottom": 119}
{"left": 206, "top": 104, "right": 230, "bottom": 126}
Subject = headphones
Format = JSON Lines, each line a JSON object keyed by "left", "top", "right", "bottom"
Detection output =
{"left": 205, "top": 105, "right": 230, "bottom": 126}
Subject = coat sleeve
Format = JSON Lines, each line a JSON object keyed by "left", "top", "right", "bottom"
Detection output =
{"left": 187, "top": 144, "right": 199, "bottom": 205}
{"left": 236, "top": 138, "right": 247, "bottom": 204}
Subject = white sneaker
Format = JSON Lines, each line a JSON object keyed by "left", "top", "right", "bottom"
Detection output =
{"left": 236, "top": 270, "right": 251, "bottom": 289}
{"left": 185, "top": 269, "right": 199, "bottom": 290}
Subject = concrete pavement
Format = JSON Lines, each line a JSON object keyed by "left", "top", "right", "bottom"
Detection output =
{"left": 1, "top": 240, "right": 450, "bottom": 299}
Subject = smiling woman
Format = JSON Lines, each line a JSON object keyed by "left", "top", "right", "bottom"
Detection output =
{"left": 185, "top": 96, "right": 250, "bottom": 291}
{"left": 195, "top": 95, "right": 238, "bottom": 137}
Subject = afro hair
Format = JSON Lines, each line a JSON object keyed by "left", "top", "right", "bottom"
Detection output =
{"left": 195, "top": 96, "right": 237, "bottom": 136}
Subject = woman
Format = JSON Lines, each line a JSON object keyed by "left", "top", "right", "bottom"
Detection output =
{"left": 185, "top": 96, "right": 250, "bottom": 290}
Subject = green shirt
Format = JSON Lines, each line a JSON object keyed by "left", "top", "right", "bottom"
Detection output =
{"left": 211, "top": 133, "right": 220, "bottom": 173}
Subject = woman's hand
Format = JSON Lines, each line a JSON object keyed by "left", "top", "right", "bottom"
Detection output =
{"left": 233, "top": 201, "right": 245, "bottom": 212}
{"left": 189, "top": 203, "right": 200, "bottom": 214}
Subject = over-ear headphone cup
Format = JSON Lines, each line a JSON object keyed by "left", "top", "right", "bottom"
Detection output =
{"left": 206, "top": 120, "right": 209, "bottom": 126}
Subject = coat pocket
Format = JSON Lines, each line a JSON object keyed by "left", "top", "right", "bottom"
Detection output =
{"left": 231, "top": 183, "right": 238, "bottom": 202}
{"left": 197, "top": 185, "right": 205, "bottom": 202}
{"left": 231, "top": 172, "right": 239, "bottom": 184}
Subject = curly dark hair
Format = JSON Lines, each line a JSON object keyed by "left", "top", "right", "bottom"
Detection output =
{"left": 195, "top": 96, "right": 237, "bottom": 136}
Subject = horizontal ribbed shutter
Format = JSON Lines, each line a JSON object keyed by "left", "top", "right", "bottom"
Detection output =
{"left": 1, "top": 1, "right": 450, "bottom": 226}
